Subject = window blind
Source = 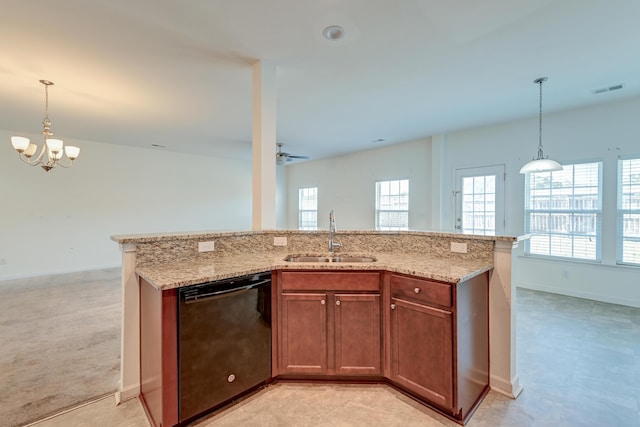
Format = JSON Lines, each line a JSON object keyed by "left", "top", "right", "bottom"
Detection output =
{"left": 617, "top": 157, "right": 640, "bottom": 265}
{"left": 298, "top": 187, "right": 318, "bottom": 230}
{"left": 376, "top": 179, "right": 409, "bottom": 230}
{"left": 525, "top": 162, "right": 602, "bottom": 261}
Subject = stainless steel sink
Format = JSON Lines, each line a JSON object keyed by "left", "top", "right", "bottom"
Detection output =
{"left": 330, "top": 256, "right": 376, "bottom": 263}
{"left": 284, "top": 255, "right": 376, "bottom": 263}
{"left": 284, "top": 256, "right": 332, "bottom": 262}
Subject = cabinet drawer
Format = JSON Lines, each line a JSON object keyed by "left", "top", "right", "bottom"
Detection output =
{"left": 281, "top": 271, "right": 380, "bottom": 292}
{"left": 390, "top": 274, "right": 452, "bottom": 307}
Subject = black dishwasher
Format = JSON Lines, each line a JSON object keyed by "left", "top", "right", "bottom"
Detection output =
{"left": 177, "top": 272, "right": 272, "bottom": 423}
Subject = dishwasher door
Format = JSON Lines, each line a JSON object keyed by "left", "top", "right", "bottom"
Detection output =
{"left": 178, "top": 273, "right": 272, "bottom": 422}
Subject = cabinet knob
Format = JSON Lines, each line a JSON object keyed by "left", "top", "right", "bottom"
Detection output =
{"left": 414, "top": 287, "right": 421, "bottom": 294}
{"left": 336, "top": 300, "right": 341, "bottom": 306}
{"left": 321, "top": 300, "right": 326, "bottom": 305}
{"left": 391, "top": 303, "right": 396, "bottom": 310}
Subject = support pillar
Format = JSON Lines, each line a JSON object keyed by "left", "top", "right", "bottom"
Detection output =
{"left": 115, "top": 243, "right": 140, "bottom": 404}
{"left": 252, "top": 60, "right": 277, "bottom": 230}
{"left": 489, "top": 239, "right": 523, "bottom": 398}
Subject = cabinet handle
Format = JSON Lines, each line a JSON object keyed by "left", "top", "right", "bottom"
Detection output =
{"left": 321, "top": 300, "right": 326, "bottom": 305}
{"left": 391, "top": 303, "right": 396, "bottom": 310}
{"left": 336, "top": 300, "right": 341, "bottom": 306}
{"left": 414, "top": 287, "right": 421, "bottom": 294}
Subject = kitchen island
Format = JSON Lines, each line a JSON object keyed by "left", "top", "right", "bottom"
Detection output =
{"left": 112, "top": 230, "right": 524, "bottom": 425}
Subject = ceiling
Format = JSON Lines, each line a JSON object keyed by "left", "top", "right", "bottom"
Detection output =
{"left": 2, "top": 0, "right": 640, "bottom": 163}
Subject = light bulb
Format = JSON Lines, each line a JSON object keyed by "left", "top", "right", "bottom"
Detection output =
{"left": 65, "top": 146, "right": 80, "bottom": 160}
{"left": 46, "top": 138, "right": 64, "bottom": 154}
{"left": 11, "top": 136, "right": 30, "bottom": 152}
{"left": 24, "top": 144, "right": 38, "bottom": 158}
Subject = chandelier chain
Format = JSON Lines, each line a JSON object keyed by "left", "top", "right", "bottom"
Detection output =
{"left": 538, "top": 78, "right": 543, "bottom": 152}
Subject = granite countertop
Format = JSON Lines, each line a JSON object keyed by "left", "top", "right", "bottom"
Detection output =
{"left": 137, "top": 252, "right": 493, "bottom": 290}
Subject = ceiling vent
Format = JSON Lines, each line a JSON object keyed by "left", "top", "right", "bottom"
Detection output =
{"left": 593, "top": 84, "right": 624, "bottom": 95}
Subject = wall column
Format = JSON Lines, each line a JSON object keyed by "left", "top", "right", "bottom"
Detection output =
{"left": 489, "top": 239, "right": 523, "bottom": 398}
{"left": 252, "top": 60, "right": 277, "bottom": 230}
{"left": 115, "top": 243, "right": 140, "bottom": 404}
{"left": 430, "top": 134, "right": 446, "bottom": 230}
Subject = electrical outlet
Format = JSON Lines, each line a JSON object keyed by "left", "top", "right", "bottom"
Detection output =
{"left": 273, "top": 236, "right": 288, "bottom": 246}
{"left": 198, "top": 241, "right": 215, "bottom": 252}
{"left": 450, "top": 242, "right": 468, "bottom": 253}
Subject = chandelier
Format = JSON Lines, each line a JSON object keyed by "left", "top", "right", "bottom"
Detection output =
{"left": 519, "top": 77, "right": 562, "bottom": 174}
{"left": 10, "top": 80, "right": 80, "bottom": 172}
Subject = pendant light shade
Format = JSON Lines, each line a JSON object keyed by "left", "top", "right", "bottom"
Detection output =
{"left": 520, "top": 77, "right": 562, "bottom": 174}
{"left": 520, "top": 157, "right": 563, "bottom": 174}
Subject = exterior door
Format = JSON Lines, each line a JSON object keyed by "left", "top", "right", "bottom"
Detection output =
{"left": 454, "top": 165, "right": 505, "bottom": 235}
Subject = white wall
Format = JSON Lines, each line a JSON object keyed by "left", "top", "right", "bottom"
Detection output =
{"left": 285, "top": 96, "right": 640, "bottom": 307}
{"left": 442, "top": 96, "right": 640, "bottom": 307}
{"left": 0, "top": 130, "right": 252, "bottom": 280}
{"left": 276, "top": 165, "right": 288, "bottom": 228}
{"left": 285, "top": 138, "right": 432, "bottom": 230}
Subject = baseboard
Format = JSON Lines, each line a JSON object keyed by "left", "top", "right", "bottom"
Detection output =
{"left": 0, "top": 265, "right": 121, "bottom": 282}
{"left": 517, "top": 282, "right": 640, "bottom": 308}
{"left": 489, "top": 374, "right": 523, "bottom": 399}
{"left": 115, "top": 384, "right": 140, "bottom": 405}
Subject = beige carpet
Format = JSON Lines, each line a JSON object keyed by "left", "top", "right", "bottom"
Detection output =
{"left": 0, "top": 268, "right": 121, "bottom": 427}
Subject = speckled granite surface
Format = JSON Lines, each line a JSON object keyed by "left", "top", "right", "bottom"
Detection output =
{"left": 114, "top": 229, "right": 516, "bottom": 290}
{"left": 136, "top": 251, "right": 494, "bottom": 290}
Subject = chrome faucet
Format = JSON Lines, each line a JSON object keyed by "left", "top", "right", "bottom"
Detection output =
{"left": 328, "top": 209, "right": 342, "bottom": 252}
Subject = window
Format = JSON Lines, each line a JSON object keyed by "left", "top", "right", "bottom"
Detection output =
{"left": 455, "top": 165, "right": 505, "bottom": 235}
{"left": 525, "top": 162, "right": 602, "bottom": 261}
{"left": 461, "top": 175, "right": 496, "bottom": 235}
{"left": 618, "top": 157, "right": 640, "bottom": 265}
{"left": 375, "top": 179, "right": 409, "bottom": 230}
{"left": 298, "top": 187, "right": 318, "bottom": 230}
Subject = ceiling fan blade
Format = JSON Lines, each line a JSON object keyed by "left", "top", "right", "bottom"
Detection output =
{"left": 286, "top": 155, "right": 310, "bottom": 160}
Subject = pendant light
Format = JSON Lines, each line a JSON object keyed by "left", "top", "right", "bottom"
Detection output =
{"left": 519, "top": 77, "right": 562, "bottom": 174}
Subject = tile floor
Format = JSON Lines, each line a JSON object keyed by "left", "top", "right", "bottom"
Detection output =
{"left": 29, "top": 288, "right": 640, "bottom": 427}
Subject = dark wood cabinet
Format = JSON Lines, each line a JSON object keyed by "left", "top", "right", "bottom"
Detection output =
{"left": 280, "top": 292, "right": 328, "bottom": 374}
{"left": 386, "top": 272, "right": 489, "bottom": 423}
{"left": 390, "top": 296, "right": 453, "bottom": 409}
{"left": 139, "top": 277, "right": 178, "bottom": 427}
{"left": 139, "top": 268, "right": 488, "bottom": 427}
{"left": 277, "top": 271, "right": 382, "bottom": 376}
{"left": 334, "top": 293, "right": 381, "bottom": 375}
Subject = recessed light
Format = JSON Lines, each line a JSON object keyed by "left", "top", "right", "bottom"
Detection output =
{"left": 151, "top": 144, "right": 166, "bottom": 149}
{"left": 372, "top": 138, "right": 385, "bottom": 143}
{"left": 323, "top": 25, "right": 345, "bottom": 41}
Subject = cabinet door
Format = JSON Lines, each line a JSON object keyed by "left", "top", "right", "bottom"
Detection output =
{"left": 390, "top": 297, "right": 453, "bottom": 410}
{"left": 334, "top": 294, "right": 381, "bottom": 375}
{"left": 280, "top": 292, "right": 327, "bottom": 374}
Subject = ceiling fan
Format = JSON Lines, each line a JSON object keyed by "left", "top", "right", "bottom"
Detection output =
{"left": 276, "top": 143, "right": 309, "bottom": 165}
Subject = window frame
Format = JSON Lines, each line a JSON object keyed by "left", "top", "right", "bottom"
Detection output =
{"left": 524, "top": 160, "right": 603, "bottom": 262}
{"left": 617, "top": 156, "right": 640, "bottom": 266}
{"left": 375, "top": 179, "right": 409, "bottom": 231}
